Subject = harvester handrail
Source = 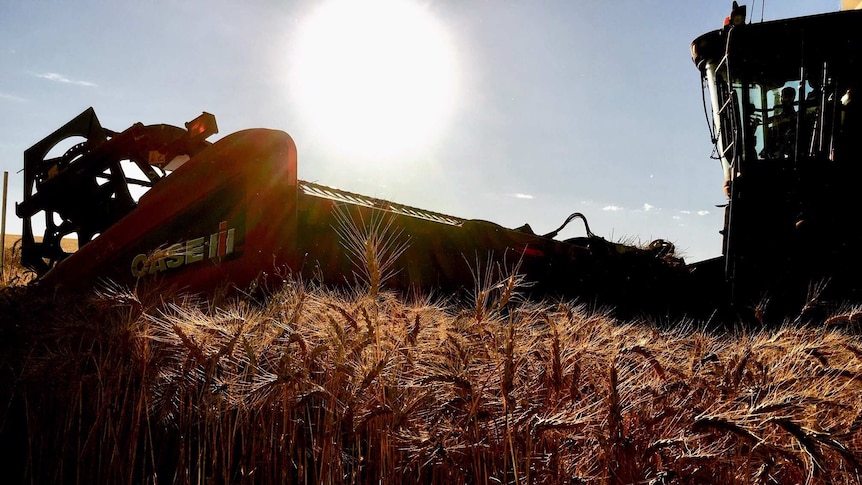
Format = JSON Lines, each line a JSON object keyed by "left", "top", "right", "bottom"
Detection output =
{"left": 298, "top": 180, "right": 465, "bottom": 226}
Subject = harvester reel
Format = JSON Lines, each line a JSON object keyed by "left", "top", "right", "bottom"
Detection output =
{"left": 18, "top": 108, "right": 212, "bottom": 275}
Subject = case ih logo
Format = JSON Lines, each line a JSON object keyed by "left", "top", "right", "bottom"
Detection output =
{"left": 131, "top": 221, "right": 237, "bottom": 278}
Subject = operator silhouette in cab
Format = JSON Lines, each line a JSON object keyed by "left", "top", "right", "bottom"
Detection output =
{"left": 765, "top": 86, "right": 797, "bottom": 159}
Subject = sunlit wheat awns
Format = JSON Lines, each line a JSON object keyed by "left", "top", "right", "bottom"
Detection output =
{"left": 465, "top": 250, "right": 530, "bottom": 324}
{"left": 333, "top": 204, "right": 411, "bottom": 297}
{"left": 4, "top": 273, "right": 862, "bottom": 483}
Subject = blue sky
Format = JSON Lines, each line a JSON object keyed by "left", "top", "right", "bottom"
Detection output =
{"left": 0, "top": 0, "right": 841, "bottom": 262}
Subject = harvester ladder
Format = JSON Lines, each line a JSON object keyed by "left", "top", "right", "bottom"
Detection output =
{"left": 714, "top": 54, "right": 738, "bottom": 163}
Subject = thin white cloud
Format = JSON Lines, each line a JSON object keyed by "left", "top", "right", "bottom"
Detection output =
{"left": 697, "top": 210, "right": 710, "bottom": 216}
{"left": 511, "top": 193, "right": 534, "bottom": 199}
{"left": 603, "top": 205, "right": 623, "bottom": 212}
{"left": 36, "top": 72, "right": 97, "bottom": 87}
{"left": 643, "top": 203, "right": 655, "bottom": 212}
{"left": 679, "top": 210, "right": 691, "bottom": 215}
{"left": 0, "top": 92, "right": 26, "bottom": 102}
{"left": 672, "top": 215, "right": 681, "bottom": 220}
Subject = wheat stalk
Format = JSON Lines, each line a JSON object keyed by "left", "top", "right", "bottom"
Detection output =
{"left": 332, "top": 205, "right": 410, "bottom": 299}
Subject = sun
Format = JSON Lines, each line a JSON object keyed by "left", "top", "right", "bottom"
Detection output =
{"left": 290, "top": 0, "right": 458, "bottom": 160}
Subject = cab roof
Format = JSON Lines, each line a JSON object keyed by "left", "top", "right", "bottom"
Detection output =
{"left": 691, "top": 9, "right": 862, "bottom": 72}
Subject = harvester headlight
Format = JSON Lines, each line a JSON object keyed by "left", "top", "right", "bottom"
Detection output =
{"left": 185, "top": 112, "right": 218, "bottom": 139}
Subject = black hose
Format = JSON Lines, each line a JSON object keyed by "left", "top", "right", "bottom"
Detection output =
{"left": 542, "top": 212, "right": 595, "bottom": 239}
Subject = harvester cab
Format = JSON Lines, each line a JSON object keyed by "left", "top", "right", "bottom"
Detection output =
{"left": 691, "top": 3, "right": 862, "bottom": 317}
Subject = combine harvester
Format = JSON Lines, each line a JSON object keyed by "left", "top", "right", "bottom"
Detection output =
{"left": 15, "top": 2, "right": 862, "bottom": 323}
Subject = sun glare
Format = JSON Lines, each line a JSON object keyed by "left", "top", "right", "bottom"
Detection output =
{"left": 290, "top": 0, "right": 458, "bottom": 160}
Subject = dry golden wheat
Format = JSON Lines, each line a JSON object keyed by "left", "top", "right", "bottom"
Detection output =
{"left": 3, "top": 254, "right": 862, "bottom": 483}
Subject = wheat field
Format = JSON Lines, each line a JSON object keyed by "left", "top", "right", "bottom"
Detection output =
{"left": 2, "top": 237, "right": 862, "bottom": 484}
{"left": 2, "top": 235, "right": 77, "bottom": 287}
